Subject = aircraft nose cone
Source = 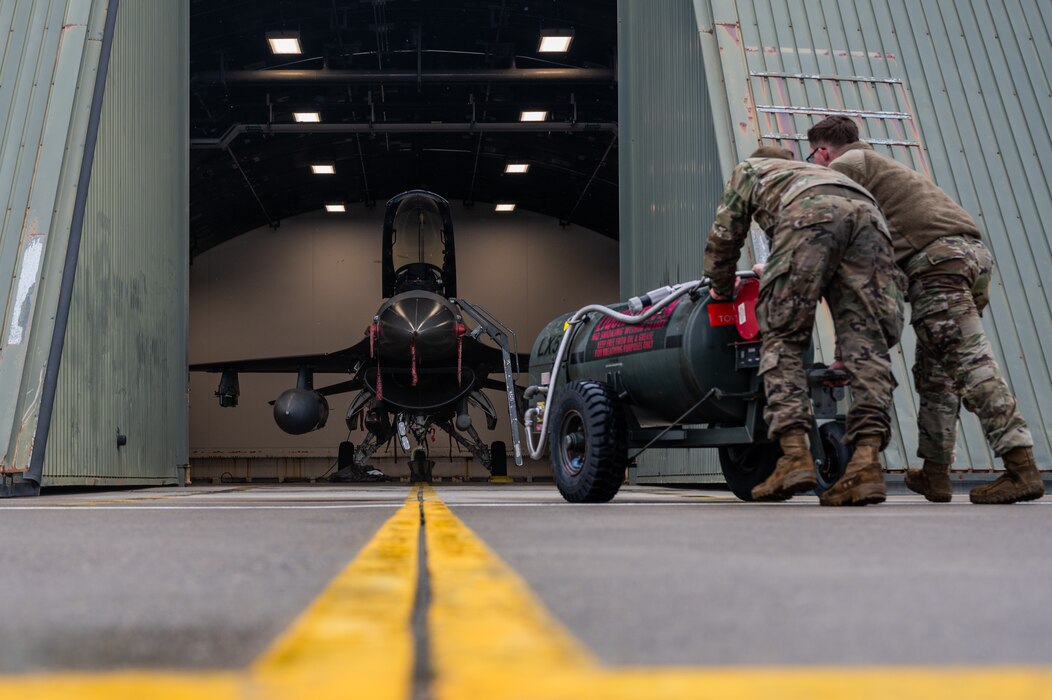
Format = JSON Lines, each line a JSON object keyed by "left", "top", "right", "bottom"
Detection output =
{"left": 377, "top": 292, "right": 458, "bottom": 363}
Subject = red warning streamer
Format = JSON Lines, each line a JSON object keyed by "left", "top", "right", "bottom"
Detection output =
{"left": 456, "top": 323, "right": 467, "bottom": 385}
{"left": 410, "top": 333, "right": 419, "bottom": 386}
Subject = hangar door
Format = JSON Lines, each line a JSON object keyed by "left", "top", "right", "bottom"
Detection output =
{"left": 691, "top": 0, "right": 1052, "bottom": 472}
{"left": 0, "top": 0, "right": 188, "bottom": 495}
{"left": 620, "top": 0, "right": 1052, "bottom": 481}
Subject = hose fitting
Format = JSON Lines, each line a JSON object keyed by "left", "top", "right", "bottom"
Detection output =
{"left": 628, "top": 285, "right": 675, "bottom": 313}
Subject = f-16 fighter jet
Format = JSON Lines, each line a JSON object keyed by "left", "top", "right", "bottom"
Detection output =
{"left": 192, "top": 190, "right": 525, "bottom": 482}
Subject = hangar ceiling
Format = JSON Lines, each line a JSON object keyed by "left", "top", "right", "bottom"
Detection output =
{"left": 189, "top": 0, "right": 618, "bottom": 258}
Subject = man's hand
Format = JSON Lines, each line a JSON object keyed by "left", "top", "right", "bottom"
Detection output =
{"left": 709, "top": 276, "right": 743, "bottom": 301}
{"left": 820, "top": 359, "right": 850, "bottom": 387}
{"left": 752, "top": 262, "right": 765, "bottom": 277}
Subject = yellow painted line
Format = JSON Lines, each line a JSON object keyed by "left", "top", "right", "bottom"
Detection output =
{"left": 429, "top": 667, "right": 1052, "bottom": 700}
{"left": 422, "top": 484, "right": 1052, "bottom": 700}
{"left": 0, "top": 487, "right": 422, "bottom": 700}
{"left": 0, "top": 673, "right": 241, "bottom": 700}
{"left": 37, "top": 491, "right": 215, "bottom": 507}
{"left": 250, "top": 485, "right": 419, "bottom": 700}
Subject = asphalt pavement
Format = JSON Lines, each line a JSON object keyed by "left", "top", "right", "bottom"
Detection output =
{"left": 0, "top": 482, "right": 1048, "bottom": 693}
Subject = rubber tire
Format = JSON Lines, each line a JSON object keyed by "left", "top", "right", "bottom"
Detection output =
{"left": 489, "top": 440, "right": 508, "bottom": 476}
{"left": 409, "top": 450, "right": 434, "bottom": 484}
{"left": 718, "top": 441, "right": 782, "bottom": 501}
{"left": 548, "top": 381, "right": 627, "bottom": 503}
{"left": 815, "top": 421, "right": 852, "bottom": 494}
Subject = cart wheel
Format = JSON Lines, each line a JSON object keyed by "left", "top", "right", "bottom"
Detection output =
{"left": 816, "top": 421, "right": 852, "bottom": 494}
{"left": 718, "top": 441, "right": 782, "bottom": 501}
{"left": 548, "top": 381, "right": 626, "bottom": 503}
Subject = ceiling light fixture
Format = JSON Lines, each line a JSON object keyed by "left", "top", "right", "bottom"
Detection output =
{"left": 504, "top": 163, "right": 530, "bottom": 174}
{"left": 519, "top": 110, "right": 548, "bottom": 122}
{"left": 538, "top": 29, "right": 574, "bottom": 53}
{"left": 495, "top": 203, "right": 516, "bottom": 212}
{"left": 325, "top": 204, "right": 346, "bottom": 213}
{"left": 293, "top": 111, "right": 321, "bottom": 123}
{"left": 266, "top": 31, "right": 302, "bottom": 55}
{"left": 311, "top": 164, "right": 335, "bottom": 175}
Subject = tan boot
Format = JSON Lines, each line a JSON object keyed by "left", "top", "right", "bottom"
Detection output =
{"left": 904, "top": 460, "right": 953, "bottom": 503}
{"left": 819, "top": 435, "right": 886, "bottom": 506}
{"left": 751, "top": 429, "right": 817, "bottom": 501}
{"left": 970, "top": 447, "right": 1045, "bottom": 504}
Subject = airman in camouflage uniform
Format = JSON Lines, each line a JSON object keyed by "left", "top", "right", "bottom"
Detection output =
{"left": 704, "top": 147, "right": 904, "bottom": 505}
{"left": 809, "top": 115, "right": 1044, "bottom": 504}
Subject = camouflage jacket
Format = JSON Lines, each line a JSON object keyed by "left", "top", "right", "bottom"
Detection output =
{"left": 829, "top": 142, "right": 982, "bottom": 267}
{"left": 703, "top": 158, "right": 874, "bottom": 297}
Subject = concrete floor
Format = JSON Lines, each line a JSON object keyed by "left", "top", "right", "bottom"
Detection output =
{"left": 0, "top": 483, "right": 1049, "bottom": 675}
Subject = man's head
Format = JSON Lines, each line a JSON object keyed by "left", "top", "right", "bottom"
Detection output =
{"left": 806, "top": 116, "right": 860, "bottom": 166}
{"left": 749, "top": 145, "right": 795, "bottom": 160}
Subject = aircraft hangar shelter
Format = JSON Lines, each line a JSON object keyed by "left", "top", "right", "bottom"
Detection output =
{"left": 2, "top": 0, "right": 1052, "bottom": 494}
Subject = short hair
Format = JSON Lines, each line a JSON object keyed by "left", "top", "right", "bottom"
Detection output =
{"left": 807, "top": 116, "right": 859, "bottom": 147}
{"left": 749, "top": 145, "right": 794, "bottom": 160}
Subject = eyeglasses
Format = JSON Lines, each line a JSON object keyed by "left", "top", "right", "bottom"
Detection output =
{"left": 805, "top": 147, "right": 822, "bottom": 163}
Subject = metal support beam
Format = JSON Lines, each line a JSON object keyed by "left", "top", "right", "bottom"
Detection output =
{"left": 354, "top": 134, "right": 373, "bottom": 206}
{"left": 192, "top": 67, "right": 615, "bottom": 85}
{"left": 227, "top": 147, "right": 277, "bottom": 229}
{"left": 190, "top": 121, "right": 618, "bottom": 149}
{"left": 562, "top": 133, "right": 618, "bottom": 226}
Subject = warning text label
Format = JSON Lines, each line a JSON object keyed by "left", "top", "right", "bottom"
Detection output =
{"left": 586, "top": 302, "right": 678, "bottom": 359}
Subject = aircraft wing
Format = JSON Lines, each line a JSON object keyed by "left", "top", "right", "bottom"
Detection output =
{"left": 189, "top": 337, "right": 372, "bottom": 374}
{"left": 459, "top": 336, "right": 532, "bottom": 376}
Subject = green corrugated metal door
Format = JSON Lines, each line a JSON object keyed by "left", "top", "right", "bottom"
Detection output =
{"left": 678, "top": 0, "right": 1052, "bottom": 473}
{"left": 0, "top": 0, "right": 188, "bottom": 491}
{"left": 0, "top": 1, "right": 109, "bottom": 488}
{"left": 45, "top": 0, "right": 189, "bottom": 485}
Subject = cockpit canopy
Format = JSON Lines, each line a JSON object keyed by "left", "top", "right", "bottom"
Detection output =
{"left": 391, "top": 195, "right": 445, "bottom": 270}
{"left": 382, "top": 190, "right": 457, "bottom": 298}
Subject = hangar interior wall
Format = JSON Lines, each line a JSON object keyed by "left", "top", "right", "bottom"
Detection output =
{"left": 189, "top": 206, "right": 618, "bottom": 482}
{"left": 45, "top": 0, "right": 189, "bottom": 485}
{"left": 621, "top": 0, "right": 1052, "bottom": 479}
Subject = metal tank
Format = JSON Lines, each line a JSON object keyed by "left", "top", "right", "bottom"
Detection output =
{"left": 524, "top": 277, "right": 849, "bottom": 503}
{"left": 529, "top": 293, "right": 752, "bottom": 427}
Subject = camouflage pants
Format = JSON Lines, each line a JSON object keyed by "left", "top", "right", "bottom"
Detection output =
{"left": 905, "top": 235, "right": 1032, "bottom": 463}
{"left": 757, "top": 193, "right": 904, "bottom": 446}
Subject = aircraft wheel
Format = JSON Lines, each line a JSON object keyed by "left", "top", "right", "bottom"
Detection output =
{"left": 409, "top": 448, "right": 434, "bottom": 484}
{"left": 718, "top": 440, "right": 781, "bottom": 501}
{"left": 338, "top": 441, "right": 355, "bottom": 469}
{"left": 816, "top": 421, "right": 852, "bottom": 494}
{"left": 548, "top": 381, "right": 626, "bottom": 503}
{"left": 489, "top": 441, "right": 507, "bottom": 476}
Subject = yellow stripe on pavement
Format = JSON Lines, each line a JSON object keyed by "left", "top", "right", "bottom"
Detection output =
{"left": 422, "top": 485, "right": 596, "bottom": 700}
{"left": 421, "top": 484, "right": 1052, "bottom": 700}
{"left": 250, "top": 485, "right": 420, "bottom": 699}
{"left": 0, "top": 673, "right": 241, "bottom": 700}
